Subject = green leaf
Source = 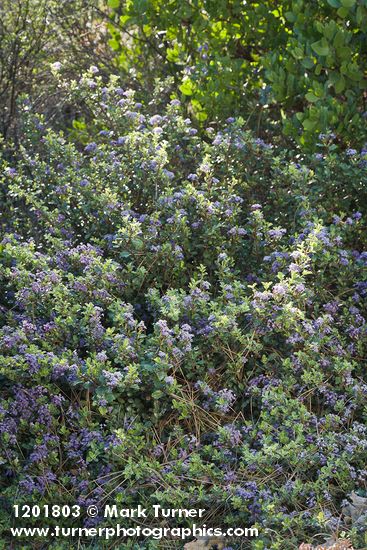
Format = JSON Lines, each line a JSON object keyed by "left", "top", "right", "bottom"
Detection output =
{"left": 333, "top": 30, "right": 345, "bottom": 49}
{"left": 292, "top": 46, "right": 304, "bottom": 59}
{"left": 119, "top": 251, "right": 131, "bottom": 259}
{"left": 302, "top": 118, "right": 318, "bottom": 131}
{"left": 337, "top": 6, "right": 349, "bottom": 16}
{"left": 324, "top": 21, "right": 336, "bottom": 40}
{"left": 305, "top": 92, "right": 319, "bottom": 102}
{"left": 356, "top": 5, "right": 365, "bottom": 24}
{"left": 327, "top": 0, "right": 340, "bottom": 6}
{"left": 152, "top": 390, "right": 163, "bottom": 399}
{"left": 341, "top": 0, "right": 356, "bottom": 7}
{"left": 195, "top": 110, "right": 208, "bottom": 121}
{"left": 315, "top": 22, "right": 324, "bottom": 33}
{"left": 285, "top": 11, "right": 296, "bottom": 22}
{"left": 166, "top": 46, "right": 179, "bottom": 62}
{"left": 132, "top": 238, "right": 144, "bottom": 250}
{"left": 301, "top": 57, "right": 314, "bottom": 69}
{"left": 335, "top": 75, "right": 346, "bottom": 93}
{"left": 337, "top": 46, "right": 351, "bottom": 59}
{"left": 179, "top": 79, "right": 195, "bottom": 96}
{"left": 108, "top": 38, "right": 120, "bottom": 51}
{"left": 108, "top": 0, "right": 120, "bottom": 7}
{"left": 315, "top": 63, "right": 323, "bottom": 76}
{"left": 311, "top": 40, "right": 330, "bottom": 56}
{"left": 72, "top": 119, "right": 86, "bottom": 130}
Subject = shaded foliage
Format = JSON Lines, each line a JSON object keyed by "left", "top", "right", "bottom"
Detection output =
{"left": 107, "top": 0, "right": 367, "bottom": 149}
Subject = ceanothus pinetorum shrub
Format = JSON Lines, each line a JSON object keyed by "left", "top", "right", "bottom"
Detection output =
{"left": 0, "top": 73, "right": 366, "bottom": 549}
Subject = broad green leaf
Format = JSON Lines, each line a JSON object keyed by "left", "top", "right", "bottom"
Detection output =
{"left": 301, "top": 57, "right": 314, "bottom": 69}
{"left": 335, "top": 75, "right": 346, "bottom": 93}
{"left": 333, "top": 30, "right": 345, "bottom": 49}
{"left": 179, "top": 79, "right": 195, "bottom": 96}
{"left": 341, "top": 0, "right": 356, "bottom": 7}
{"left": 315, "top": 22, "right": 324, "bottom": 33}
{"left": 311, "top": 40, "right": 330, "bottom": 56}
{"left": 337, "top": 46, "right": 351, "bottom": 59}
{"left": 302, "top": 118, "right": 318, "bottom": 131}
{"left": 292, "top": 46, "right": 304, "bottom": 59}
{"left": 305, "top": 92, "right": 319, "bottom": 102}
{"left": 337, "top": 6, "right": 349, "bottom": 16}
{"left": 324, "top": 21, "right": 336, "bottom": 40}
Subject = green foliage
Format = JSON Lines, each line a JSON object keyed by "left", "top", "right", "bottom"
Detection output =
{"left": 107, "top": 0, "right": 367, "bottom": 149}
{"left": 266, "top": 0, "right": 367, "bottom": 148}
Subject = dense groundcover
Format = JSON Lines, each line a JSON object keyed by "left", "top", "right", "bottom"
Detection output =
{"left": 0, "top": 75, "right": 367, "bottom": 549}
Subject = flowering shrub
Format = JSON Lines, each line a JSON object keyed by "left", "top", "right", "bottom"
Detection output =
{"left": 0, "top": 75, "right": 366, "bottom": 549}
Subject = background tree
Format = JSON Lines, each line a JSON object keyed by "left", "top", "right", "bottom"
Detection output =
{"left": 0, "top": 0, "right": 111, "bottom": 142}
{"left": 107, "top": 0, "right": 367, "bottom": 149}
